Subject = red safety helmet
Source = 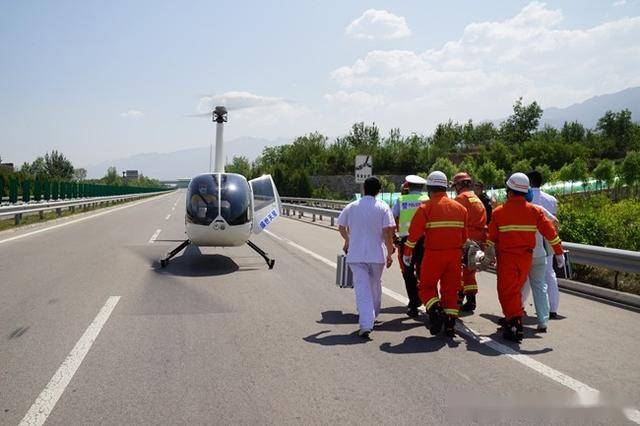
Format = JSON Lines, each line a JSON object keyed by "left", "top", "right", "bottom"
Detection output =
{"left": 452, "top": 172, "right": 472, "bottom": 186}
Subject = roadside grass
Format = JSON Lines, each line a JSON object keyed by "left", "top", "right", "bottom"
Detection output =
{"left": 0, "top": 199, "right": 131, "bottom": 232}
{"left": 573, "top": 265, "right": 640, "bottom": 296}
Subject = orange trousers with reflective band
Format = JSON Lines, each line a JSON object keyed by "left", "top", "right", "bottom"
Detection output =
{"left": 419, "top": 249, "right": 462, "bottom": 316}
{"left": 496, "top": 251, "right": 533, "bottom": 319}
{"left": 461, "top": 267, "right": 478, "bottom": 295}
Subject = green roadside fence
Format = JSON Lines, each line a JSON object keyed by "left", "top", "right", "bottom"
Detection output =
{"left": 1, "top": 176, "right": 167, "bottom": 204}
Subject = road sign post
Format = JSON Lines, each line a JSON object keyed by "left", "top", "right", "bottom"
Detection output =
{"left": 355, "top": 155, "right": 373, "bottom": 183}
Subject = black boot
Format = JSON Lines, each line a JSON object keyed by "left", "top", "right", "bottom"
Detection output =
{"left": 503, "top": 317, "right": 523, "bottom": 342}
{"left": 427, "top": 303, "right": 445, "bottom": 336}
{"left": 461, "top": 293, "right": 476, "bottom": 313}
{"left": 444, "top": 315, "right": 456, "bottom": 337}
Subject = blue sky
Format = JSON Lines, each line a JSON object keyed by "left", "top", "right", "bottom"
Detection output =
{"left": 1, "top": 1, "right": 639, "bottom": 172}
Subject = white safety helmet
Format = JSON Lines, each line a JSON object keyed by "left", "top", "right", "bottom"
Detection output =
{"left": 426, "top": 171, "right": 448, "bottom": 188}
{"left": 405, "top": 174, "right": 427, "bottom": 185}
{"left": 506, "top": 172, "right": 530, "bottom": 193}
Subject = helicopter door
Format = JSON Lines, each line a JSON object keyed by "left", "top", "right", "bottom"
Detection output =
{"left": 249, "top": 175, "right": 281, "bottom": 234}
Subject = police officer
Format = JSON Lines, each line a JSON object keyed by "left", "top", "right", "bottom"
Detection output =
{"left": 392, "top": 175, "right": 428, "bottom": 317}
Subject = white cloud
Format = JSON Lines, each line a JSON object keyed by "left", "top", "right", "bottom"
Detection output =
{"left": 120, "top": 110, "right": 143, "bottom": 118}
{"left": 194, "top": 91, "right": 313, "bottom": 138}
{"left": 197, "top": 91, "right": 286, "bottom": 113}
{"left": 613, "top": 0, "right": 627, "bottom": 7}
{"left": 330, "top": 1, "right": 640, "bottom": 130}
{"left": 324, "top": 91, "right": 384, "bottom": 111}
{"left": 346, "top": 9, "right": 412, "bottom": 40}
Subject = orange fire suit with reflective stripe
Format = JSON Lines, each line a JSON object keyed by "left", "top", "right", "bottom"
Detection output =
{"left": 487, "top": 196, "right": 563, "bottom": 320}
{"left": 455, "top": 190, "right": 487, "bottom": 295}
{"left": 404, "top": 192, "right": 468, "bottom": 317}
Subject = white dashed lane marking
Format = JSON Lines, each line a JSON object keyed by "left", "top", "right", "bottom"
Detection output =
{"left": 263, "top": 229, "right": 640, "bottom": 423}
{"left": 19, "top": 296, "right": 121, "bottom": 426}
{"left": 148, "top": 229, "right": 162, "bottom": 244}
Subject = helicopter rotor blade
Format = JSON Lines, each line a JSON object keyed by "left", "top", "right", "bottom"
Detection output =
{"left": 184, "top": 112, "right": 212, "bottom": 117}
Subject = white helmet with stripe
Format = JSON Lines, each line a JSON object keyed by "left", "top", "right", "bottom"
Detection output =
{"left": 426, "top": 171, "right": 448, "bottom": 188}
{"left": 506, "top": 172, "right": 530, "bottom": 193}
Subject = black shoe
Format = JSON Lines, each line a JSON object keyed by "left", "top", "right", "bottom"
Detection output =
{"left": 427, "top": 304, "right": 445, "bottom": 336}
{"left": 444, "top": 315, "right": 456, "bottom": 337}
{"left": 461, "top": 294, "right": 476, "bottom": 312}
{"left": 358, "top": 329, "right": 371, "bottom": 340}
{"left": 549, "top": 312, "right": 558, "bottom": 319}
{"left": 536, "top": 326, "right": 548, "bottom": 333}
{"left": 502, "top": 317, "right": 523, "bottom": 342}
{"left": 407, "top": 307, "right": 420, "bottom": 318}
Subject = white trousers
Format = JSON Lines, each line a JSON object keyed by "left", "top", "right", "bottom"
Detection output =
{"left": 522, "top": 255, "right": 560, "bottom": 313}
{"left": 521, "top": 256, "right": 549, "bottom": 327}
{"left": 349, "top": 262, "right": 384, "bottom": 331}
{"left": 546, "top": 255, "right": 559, "bottom": 312}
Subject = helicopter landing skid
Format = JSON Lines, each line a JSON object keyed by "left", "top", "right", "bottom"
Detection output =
{"left": 247, "top": 240, "right": 275, "bottom": 269}
{"left": 160, "top": 239, "right": 190, "bottom": 268}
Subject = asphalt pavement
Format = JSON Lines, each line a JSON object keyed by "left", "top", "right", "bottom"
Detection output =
{"left": 1, "top": 190, "right": 639, "bottom": 425}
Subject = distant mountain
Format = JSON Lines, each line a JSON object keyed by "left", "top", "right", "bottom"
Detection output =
{"left": 541, "top": 86, "right": 640, "bottom": 128}
{"left": 86, "top": 136, "right": 290, "bottom": 180}
{"left": 489, "top": 87, "right": 640, "bottom": 129}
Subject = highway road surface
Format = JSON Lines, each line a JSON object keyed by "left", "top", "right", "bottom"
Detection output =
{"left": 1, "top": 190, "right": 639, "bottom": 425}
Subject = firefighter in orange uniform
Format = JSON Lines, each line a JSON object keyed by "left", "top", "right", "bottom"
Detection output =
{"left": 403, "top": 171, "right": 468, "bottom": 337}
{"left": 482, "top": 173, "right": 565, "bottom": 342}
{"left": 452, "top": 172, "right": 487, "bottom": 313}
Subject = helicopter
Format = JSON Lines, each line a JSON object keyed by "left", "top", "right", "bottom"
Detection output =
{"left": 160, "top": 105, "right": 281, "bottom": 269}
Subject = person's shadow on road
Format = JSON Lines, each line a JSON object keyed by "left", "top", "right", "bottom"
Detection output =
{"left": 379, "top": 334, "right": 460, "bottom": 354}
{"left": 316, "top": 307, "right": 420, "bottom": 325}
{"left": 303, "top": 330, "right": 370, "bottom": 346}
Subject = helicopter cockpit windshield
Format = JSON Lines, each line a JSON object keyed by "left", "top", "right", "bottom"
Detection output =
{"left": 219, "top": 174, "right": 250, "bottom": 225}
{"left": 186, "top": 174, "right": 250, "bottom": 226}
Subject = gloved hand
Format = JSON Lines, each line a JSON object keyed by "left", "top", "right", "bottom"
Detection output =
{"left": 403, "top": 255, "right": 412, "bottom": 267}
{"left": 555, "top": 253, "right": 565, "bottom": 269}
{"left": 481, "top": 244, "right": 496, "bottom": 269}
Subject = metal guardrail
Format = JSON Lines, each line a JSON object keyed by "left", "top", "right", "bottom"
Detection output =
{"left": 0, "top": 191, "right": 172, "bottom": 225}
{"left": 281, "top": 202, "right": 640, "bottom": 275}
{"left": 280, "top": 197, "right": 349, "bottom": 210}
{"left": 562, "top": 242, "right": 640, "bottom": 274}
{"left": 282, "top": 203, "right": 341, "bottom": 226}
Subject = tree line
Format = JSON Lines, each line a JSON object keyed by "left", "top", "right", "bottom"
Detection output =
{"left": 226, "top": 98, "right": 640, "bottom": 197}
{"left": 0, "top": 150, "right": 164, "bottom": 190}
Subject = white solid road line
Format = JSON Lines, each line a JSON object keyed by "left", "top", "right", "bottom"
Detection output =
{"left": 165, "top": 214, "right": 171, "bottom": 220}
{"left": 19, "top": 296, "right": 121, "bottom": 426}
{"left": 264, "top": 229, "right": 640, "bottom": 423}
{"left": 148, "top": 229, "right": 162, "bottom": 244}
{"left": 0, "top": 192, "right": 173, "bottom": 246}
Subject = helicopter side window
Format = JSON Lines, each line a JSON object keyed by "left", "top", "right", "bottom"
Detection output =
{"left": 219, "top": 174, "right": 250, "bottom": 226}
{"left": 251, "top": 178, "right": 275, "bottom": 211}
{"left": 186, "top": 174, "right": 219, "bottom": 225}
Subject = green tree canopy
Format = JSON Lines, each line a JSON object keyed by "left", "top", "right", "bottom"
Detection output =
{"left": 593, "top": 159, "right": 616, "bottom": 189}
{"left": 476, "top": 161, "right": 504, "bottom": 188}
{"left": 499, "top": 98, "right": 543, "bottom": 145}
{"left": 429, "top": 157, "right": 457, "bottom": 181}
{"left": 620, "top": 151, "right": 640, "bottom": 189}
{"left": 226, "top": 156, "right": 251, "bottom": 177}
{"left": 44, "top": 150, "right": 74, "bottom": 179}
{"left": 597, "top": 109, "right": 640, "bottom": 157}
